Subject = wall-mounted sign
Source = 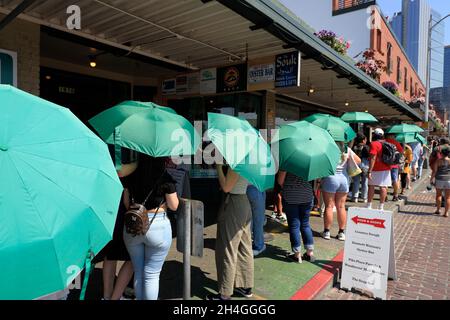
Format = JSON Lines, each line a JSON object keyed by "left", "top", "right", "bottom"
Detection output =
{"left": 340, "top": 207, "right": 397, "bottom": 300}
{"left": 200, "top": 68, "right": 216, "bottom": 94}
{"left": 186, "top": 72, "right": 200, "bottom": 95}
{"left": 0, "top": 49, "right": 18, "bottom": 86}
{"left": 248, "top": 63, "right": 275, "bottom": 84}
{"left": 162, "top": 78, "right": 176, "bottom": 95}
{"left": 217, "top": 64, "right": 247, "bottom": 93}
{"left": 275, "top": 51, "right": 301, "bottom": 88}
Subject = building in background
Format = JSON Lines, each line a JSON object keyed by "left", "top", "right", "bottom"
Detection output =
{"left": 286, "top": 0, "right": 425, "bottom": 102}
{"left": 444, "top": 45, "right": 450, "bottom": 88}
{"left": 390, "top": 0, "right": 445, "bottom": 89}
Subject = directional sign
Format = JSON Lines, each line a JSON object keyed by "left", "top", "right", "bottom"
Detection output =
{"left": 340, "top": 207, "right": 396, "bottom": 300}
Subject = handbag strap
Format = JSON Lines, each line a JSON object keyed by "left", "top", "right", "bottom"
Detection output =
{"left": 147, "top": 198, "right": 165, "bottom": 229}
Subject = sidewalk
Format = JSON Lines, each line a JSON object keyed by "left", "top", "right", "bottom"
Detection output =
{"left": 321, "top": 180, "right": 450, "bottom": 300}
{"left": 79, "top": 172, "right": 433, "bottom": 300}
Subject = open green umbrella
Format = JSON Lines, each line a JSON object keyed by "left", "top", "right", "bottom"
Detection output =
{"left": 207, "top": 113, "right": 276, "bottom": 191}
{"left": 272, "top": 121, "right": 341, "bottom": 181}
{"left": 303, "top": 113, "right": 356, "bottom": 142}
{"left": 341, "top": 112, "right": 378, "bottom": 124}
{"left": 387, "top": 124, "right": 424, "bottom": 134}
{"left": 415, "top": 134, "right": 427, "bottom": 145}
{"left": 89, "top": 101, "right": 200, "bottom": 165}
{"left": 396, "top": 133, "right": 416, "bottom": 144}
{"left": 0, "top": 85, "right": 123, "bottom": 300}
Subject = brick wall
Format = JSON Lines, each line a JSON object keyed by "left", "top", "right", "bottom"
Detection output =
{"left": 0, "top": 16, "right": 40, "bottom": 95}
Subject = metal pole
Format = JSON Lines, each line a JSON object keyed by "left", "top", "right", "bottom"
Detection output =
{"left": 183, "top": 200, "right": 191, "bottom": 300}
{"left": 425, "top": 15, "right": 432, "bottom": 124}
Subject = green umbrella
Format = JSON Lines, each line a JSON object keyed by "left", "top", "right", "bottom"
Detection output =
{"left": 89, "top": 101, "right": 200, "bottom": 161}
{"left": 396, "top": 133, "right": 417, "bottom": 144}
{"left": 387, "top": 124, "right": 424, "bottom": 134}
{"left": 415, "top": 134, "right": 427, "bottom": 145}
{"left": 341, "top": 112, "right": 378, "bottom": 124}
{"left": 207, "top": 113, "right": 276, "bottom": 191}
{"left": 0, "top": 85, "right": 123, "bottom": 300}
{"left": 303, "top": 113, "right": 356, "bottom": 142}
{"left": 272, "top": 121, "right": 341, "bottom": 181}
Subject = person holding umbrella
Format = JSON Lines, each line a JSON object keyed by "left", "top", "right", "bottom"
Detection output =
{"left": 321, "top": 142, "right": 361, "bottom": 241}
{"left": 123, "top": 154, "right": 179, "bottom": 300}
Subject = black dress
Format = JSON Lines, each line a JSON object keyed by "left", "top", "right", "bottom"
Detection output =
{"left": 96, "top": 178, "right": 131, "bottom": 262}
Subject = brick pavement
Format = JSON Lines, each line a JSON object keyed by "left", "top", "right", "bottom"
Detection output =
{"left": 321, "top": 185, "right": 450, "bottom": 300}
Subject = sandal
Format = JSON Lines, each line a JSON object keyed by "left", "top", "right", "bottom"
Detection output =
{"left": 302, "top": 253, "right": 316, "bottom": 262}
{"left": 286, "top": 253, "right": 302, "bottom": 263}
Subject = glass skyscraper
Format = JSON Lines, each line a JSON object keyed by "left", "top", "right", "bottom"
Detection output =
{"left": 390, "top": 0, "right": 445, "bottom": 89}
{"left": 444, "top": 46, "right": 450, "bottom": 88}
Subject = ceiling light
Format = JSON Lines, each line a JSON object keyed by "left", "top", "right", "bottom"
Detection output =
{"left": 345, "top": 101, "right": 350, "bottom": 107}
{"left": 309, "top": 87, "right": 315, "bottom": 94}
{"left": 89, "top": 55, "right": 97, "bottom": 68}
{"left": 45, "top": 75, "right": 51, "bottom": 80}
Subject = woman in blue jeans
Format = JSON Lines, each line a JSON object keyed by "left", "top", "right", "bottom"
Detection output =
{"left": 246, "top": 184, "right": 267, "bottom": 256}
{"left": 277, "top": 171, "right": 315, "bottom": 263}
{"left": 123, "top": 155, "right": 179, "bottom": 300}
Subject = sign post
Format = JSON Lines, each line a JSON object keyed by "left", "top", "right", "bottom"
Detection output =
{"left": 340, "top": 207, "right": 396, "bottom": 300}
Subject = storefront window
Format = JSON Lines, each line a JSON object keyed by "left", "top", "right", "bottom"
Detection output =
{"left": 275, "top": 100, "right": 300, "bottom": 127}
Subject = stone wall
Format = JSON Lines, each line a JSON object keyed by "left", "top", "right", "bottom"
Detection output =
{"left": 0, "top": 16, "right": 40, "bottom": 95}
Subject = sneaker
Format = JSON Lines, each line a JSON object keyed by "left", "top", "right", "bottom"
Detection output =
{"left": 360, "top": 198, "right": 368, "bottom": 203}
{"left": 337, "top": 232, "right": 346, "bottom": 241}
{"left": 286, "top": 253, "right": 302, "bottom": 263}
{"left": 351, "top": 197, "right": 359, "bottom": 203}
{"left": 392, "top": 196, "right": 399, "bottom": 202}
{"left": 277, "top": 213, "right": 287, "bottom": 223}
{"left": 234, "top": 287, "right": 253, "bottom": 298}
{"left": 322, "top": 231, "right": 331, "bottom": 240}
{"left": 253, "top": 244, "right": 266, "bottom": 257}
{"left": 206, "top": 293, "right": 230, "bottom": 300}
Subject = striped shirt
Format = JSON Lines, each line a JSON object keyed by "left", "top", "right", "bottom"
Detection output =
{"left": 282, "top": 172, "right": 314, "bottom": 205}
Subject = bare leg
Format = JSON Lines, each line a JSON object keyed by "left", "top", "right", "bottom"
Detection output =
{"left": 111, "top": 261, "right": 134, "bottom": 300}
{"left": 436, "top": 188, "right": 443, "bottom": 214}
{"left": 102, "top": 259, "right": 117, "bottom": 300}
{"left": 335, "top": 192, "right": 348, "bottom": 230}
{"left": 322, "top": 191, "right": 336, "bottom": 230}
{"left": 368, "top": 185, "right": 375, "bottom": 203}
{"left": 444, "top": 190, "right": 450, "bottom": 217}
{"left": 379, "top": 187, "right": 388, "bottom": 204}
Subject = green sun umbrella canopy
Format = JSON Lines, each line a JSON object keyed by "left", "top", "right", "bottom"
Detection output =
{"left": 272, "top": 121, "right": 341, "bottom": 181}
{"left": 396, "top": 133, "right": 417, "bottom": 144}
{"left": 303, "top": 113, "right": 356, "bottom": 142}
{"left": 415, "top": 134, "right": 427, "bottom": 145}
{"left": 387, "top": 124, "right": 424, "bottom": 134}
{"left": 341, "top": 112, "right": 378, "bottom": 124}
{"left": 0, "top": 85, "right": 123, "bottom": 300}
{"left": 89, "top": 101, "right": 199, "bottom": 158}
{"left": 207, "top": 113, "right": 276, "bottom": 191}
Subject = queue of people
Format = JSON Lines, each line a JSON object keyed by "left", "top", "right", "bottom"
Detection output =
{"left": 97, "top": 126, "right": 440, "bottom": 301}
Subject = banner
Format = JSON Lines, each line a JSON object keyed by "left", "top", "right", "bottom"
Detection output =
{"left": 200, "top": 68, "right": 217, "bottom": 94}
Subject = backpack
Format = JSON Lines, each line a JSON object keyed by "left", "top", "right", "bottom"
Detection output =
{"left": 381, "top": 141, "right": 401, "bottom": 165}
{"left": 124, "top": 172, "right": 165, "bottom": 237}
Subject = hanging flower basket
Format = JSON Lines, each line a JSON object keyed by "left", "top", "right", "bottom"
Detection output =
{"left": 315, "top": 30, "right": 350, "bottom": 55}
{"left": 355, "top": 49, "right": 386, "bottom": 82}
{"left": 382, "top": 81, "right": 399, "bottom": 95}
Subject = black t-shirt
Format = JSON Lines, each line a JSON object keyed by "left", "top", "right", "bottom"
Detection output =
{"left": 352, "top": 143, "right": 370, "bottom": 160}
{"left": 124, "top": 170, "right": 177, "bottom": 209}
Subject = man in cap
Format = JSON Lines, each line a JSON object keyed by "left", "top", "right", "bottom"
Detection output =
{"left": 367, "top": 128, "right": 392, "bottom": 210}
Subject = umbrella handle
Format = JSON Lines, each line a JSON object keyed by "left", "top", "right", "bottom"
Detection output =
{"left": 79, "top": 250, "right": 94, "bottom": 300}
{"left": 114, "top": 128, "right": 122, "bottom": 171}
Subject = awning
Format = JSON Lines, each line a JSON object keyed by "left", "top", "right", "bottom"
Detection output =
{"left": 0, "top": 0, "right": 423, "bottom": 121}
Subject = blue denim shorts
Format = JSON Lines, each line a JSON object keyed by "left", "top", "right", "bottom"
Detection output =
{"left": 390, "top": 167, "right": 399, "bottom": 182}
{"left": 321, "top": 173, "right": 349, "bottom": 193}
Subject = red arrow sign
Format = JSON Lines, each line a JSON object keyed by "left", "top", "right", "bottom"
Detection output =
{"left": 351, "top": 216, "right": 386, "bottom": 229}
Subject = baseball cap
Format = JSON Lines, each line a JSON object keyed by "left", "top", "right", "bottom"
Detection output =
{"left": 373, "top": 128, "right": 384, "bottom": 136}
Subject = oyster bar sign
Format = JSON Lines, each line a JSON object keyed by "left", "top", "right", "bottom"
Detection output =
{"left": 275, "top": 51, "right": 301, "bottom": 88}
